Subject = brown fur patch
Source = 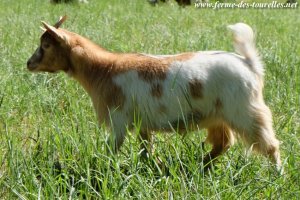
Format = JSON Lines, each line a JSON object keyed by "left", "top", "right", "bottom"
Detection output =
{"left": 118, "top": 54, "right": 169, "bottom": 82}
{"left": 138, "top": 70, "right": 167, "bottom": 82}
{"left": 151, "top": 83, "right": 163, "bottom": 98}
{"left": 105, "top": 83, "right": 126, "bottom": 109}
{"left": 189, "top": 79, "right": 203, "bottom": 98}
{"left": 206, "top": 124, "right": 233, "bottom": 148}
{"left": 135, "top": 53, "right": 194, "bottom": 82}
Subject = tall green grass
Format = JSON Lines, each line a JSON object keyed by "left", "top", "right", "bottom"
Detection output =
{"left": 0, "top": 0, "right": 299, "bottom": 199}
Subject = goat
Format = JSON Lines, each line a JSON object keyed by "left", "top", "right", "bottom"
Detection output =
{"left": 27, "top": 16, "right": 282, "bottom": 171}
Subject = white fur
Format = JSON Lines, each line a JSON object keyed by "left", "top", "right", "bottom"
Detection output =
{"left": 228, "top": 23, "right": 264, "bottom": 77}
{"left": 113, "top": 52, "right": 257, "bottom": 131}
{"left": 108, "top": 23, "right": 281, "bottom": 171}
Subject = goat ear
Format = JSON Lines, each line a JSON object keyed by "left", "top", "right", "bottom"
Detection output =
{"left": 42, "top": 21, "right": 69, "bottom": 44}
{"left": 40, "top": 26, "right": 46, "bottom": 32}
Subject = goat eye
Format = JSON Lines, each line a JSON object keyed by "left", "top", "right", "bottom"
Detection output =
{"left": 42, "top": 43, "right": 50, "bottom": 49}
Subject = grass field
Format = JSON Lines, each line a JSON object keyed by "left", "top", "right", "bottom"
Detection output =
{"left": 0, "top": 0, "right": 299, "bottom": 199}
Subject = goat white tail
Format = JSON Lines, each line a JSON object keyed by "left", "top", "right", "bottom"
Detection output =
{"left": 228, "top": 23, "right": 264, "bottom": 77}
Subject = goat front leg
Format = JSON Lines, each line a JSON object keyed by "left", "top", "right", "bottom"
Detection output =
{"left": 107, "top": 130, "right": 126, "bottom": 154}
{"left": 107, "top": 112, "right": 128, "bottom": 154}
{"left": 139, "top": 130, "right": 153, "bottom": 159}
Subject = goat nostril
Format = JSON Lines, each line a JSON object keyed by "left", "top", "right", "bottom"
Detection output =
{"left": 27, "top": 60, "right": 31, "bottom": 67}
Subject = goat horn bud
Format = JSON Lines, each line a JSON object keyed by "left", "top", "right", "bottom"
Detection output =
{"left": 54, "top": 15, "right": 67, "bottom": 28}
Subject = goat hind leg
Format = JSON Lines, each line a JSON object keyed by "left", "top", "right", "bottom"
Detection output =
{"left": 234, "top": 105, "right": 282, "bottom": 171}
{"left": 203, "top": 123, "right": 234, "bottom": 169}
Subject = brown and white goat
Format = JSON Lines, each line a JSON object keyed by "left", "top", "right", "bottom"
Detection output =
{"left": 27, "top": 16, "right": 281, "bottom": 170}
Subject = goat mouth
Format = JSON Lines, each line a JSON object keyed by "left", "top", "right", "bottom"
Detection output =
{"left": 27, "top": 60, "right": 38, "bottom": 71}
{"left": 27, "top": 65, "right": 38, "bottom": 71}
{"left": 27, "top": 63, "right": 42, "bottom": 72}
